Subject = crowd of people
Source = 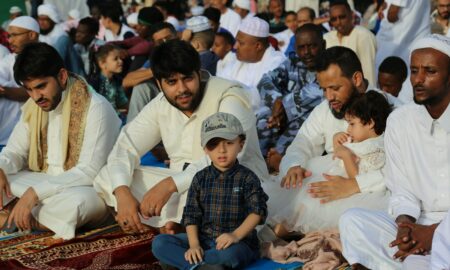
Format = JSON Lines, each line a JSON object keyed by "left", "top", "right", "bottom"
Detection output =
{"left": 0, "top": 0, "right": 449, "bottom": 269}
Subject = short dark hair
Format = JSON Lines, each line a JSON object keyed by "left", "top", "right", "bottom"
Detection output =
{"left": 193, "top": 29, "right": 216, "bottom": 50}
{"left": 215, "top": 31, "right": 235, "bottom": 47}
{"left": 330, "top": 0, "right": 352, "bottom": 12}
{"left": 14, "top": 42, "right": 65, "bottom": 85}
{"left": 204, "top": 7, "right": 221, "bottom": 24}
{"left": 149, "top": 22, "right": 177, "bottom": 39}
{"left": 100, "top": 3, "right": 123, "bottom": 23}
{"left": 346, "top": 90, "right": 392, "bottom": 135}
{"left": 285, "top": 11, "right": 297, "bottom": 18}
{"left": 151, "top": 39, "right": 201, "bottom": 81}
{"left": 295, "top": 23, "right": 323, "bottom": 40}
{"left": 379, "top": 56, "right": 407, "bottom": 81}
{"left": 298, "top": 6, "right": 316, "bottom": 20}
{"left": 316, "top": 46, "right": 363, "bottom": 78}
{"left": 79, "top": 16, "right": 100, "bottom": 35}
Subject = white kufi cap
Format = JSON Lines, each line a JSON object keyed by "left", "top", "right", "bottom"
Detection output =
{"left": 410, "top": 34, "right": 450, "bottom": 59}
{"left": 38, "top": 4, "right": 60, "bottom": 23}
{"left": 9, "top": 6, "right": 22, "bottom": 14}
{"left": 9, "top": 16, "right": 40, "bottom": 33}
{"left": 186, "top": 16, "right": 211, "bottom": 33}
{"left": 238, "top": 16, "right": 269, "bottom": 38}
{"left": 233, "top": 0, "right": 251, "bottom": 10}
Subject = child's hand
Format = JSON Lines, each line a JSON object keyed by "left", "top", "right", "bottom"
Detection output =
{"left": 184, "top": 246, "right": 204, "bottom": 265}
{"left": 216, "top": 233, "right": 239, "bottom": 250}
{"left": 333, "top": 132, "right": 350, "bottom": 149}
{"left": 333, "top": 145, "right": 353, "bottom": 160}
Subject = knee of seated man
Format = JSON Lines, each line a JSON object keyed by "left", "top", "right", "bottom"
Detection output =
{"left": 339, "top": 208, "right": 368, "bottom": 231}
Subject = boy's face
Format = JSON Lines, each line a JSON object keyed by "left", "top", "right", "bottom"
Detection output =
{"left": 345, "top": 115, "right": 374, "bottom": 143}
{"left": 285, "top": 14, "right": 298, "bottom": 32}
{"left": 205, "top": 137, "right": 244, "bottom": 172}
{"left": 212, "top": 35, "right": 232, "bottom": 59}
{"left": 378, "top": 72, "right": 403, "bottom": 97}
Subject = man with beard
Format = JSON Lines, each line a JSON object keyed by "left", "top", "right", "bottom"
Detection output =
{"left": 278, "top": 46, "right": 397, "bottom": 211}
{"left": 431, "top": 0, "right": 450, "bottom": 35}
{"left": 339, "top": 34, "right": 450, "bottom": 270}
{"left": 0, "top": 42, "right": 121, "bottom": 240}
{"left": 94, "top": 39, "right": 268, "bottom": 234}
{"left": 0, "top": 16, "right": 39, "bottom": 151}
{"left": 256, "top": 23, "right": 325, "bottom": 172}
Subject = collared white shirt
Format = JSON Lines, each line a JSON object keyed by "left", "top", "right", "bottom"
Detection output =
{"left": 220, "top": 8, "right": 241, "bottom": 37}
{"left": 0, "top": 90, "right": 121, "bottom": 200}
{"left": 219, "top": 46, "right": 286, "bottom": 110}
{"left": 105, "top": 76, "right": 268, "bottom": 194}
{"left": 385, "top": 103, "right": 450, "bottom": 224}
{"left": 0, "top": 53, "right": 23, "bottom": 145}
{"left": 324, "top": 25, "right": 377, "bottom": 85}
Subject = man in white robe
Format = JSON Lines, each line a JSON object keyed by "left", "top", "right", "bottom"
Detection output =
{"left": 324, "top": 1, "right": 377, "bottom": 85}
{"left": 218, "top": 16, "right": 286, "bottom": 110}
{"left": 0, "top": 43, "right": 121, "bottom": 240}
{"left": 94, "top": 39, "right": 268, "bottom": 234}
{"left": 0, "top": 17, "right": 39, "bottom": 150}
{"left": 375, "top": 0, "right": 430, "bottom": 70}
{"left": 339, "top": 34, "right": 450, "bottom": 270}
{"left": 210, "top": 0, "right": 242, "bottom": 36}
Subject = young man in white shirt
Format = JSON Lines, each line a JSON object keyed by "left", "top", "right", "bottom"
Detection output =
{"left": 339, "top": 34, "right": 450, "bottom": 270}
{"left": 94, "top": 39, "right": 268, "bottom": 235}
{"left": 0, "top": 43, "right": 121, "bottom": 240}
{"left": 210, "top": 0, "right": 242, "bottom": 36}
{"left": 324, "top": 0, "right": 377, "bottom": 85}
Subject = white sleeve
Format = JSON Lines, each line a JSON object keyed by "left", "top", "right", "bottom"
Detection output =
{"left": 279, "top": 102, "right": 327, "bottom": 179}
{"left": 384, "top": 115, "right": 421, "bottom": 220}
{"left": 32, "top": 99, "right": 122, "bottom": 200}
{"left": 172, "top": 94, "right": 255, "bottom": 193}
{"left": 107, "top": 98, "right": 163, "bottom": 191}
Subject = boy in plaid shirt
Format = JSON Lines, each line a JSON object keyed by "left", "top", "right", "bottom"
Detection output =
{"left": 152, "top": 112, "right": 268, "bottom": 270}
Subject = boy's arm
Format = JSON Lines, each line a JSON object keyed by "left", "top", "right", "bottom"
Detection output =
{"left": 215, "top": 213, "right": 262, "bottom": 250}
{"left": 186, "top": 225, "right": 201, "bottom": 248}
{"left": 340, "top": 154, "right": 358, "bottom": 179}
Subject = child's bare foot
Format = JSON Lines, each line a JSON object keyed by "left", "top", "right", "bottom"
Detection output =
{"left": 267, "top": 148, "right": 282, "bottom": 173}
{"left": 160, "top": 222, "right": 185, "bottom": 234}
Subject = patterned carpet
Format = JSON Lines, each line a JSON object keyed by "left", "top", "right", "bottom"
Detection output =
{"left": 0, "top": 224, "right": 161, "bottom": 269}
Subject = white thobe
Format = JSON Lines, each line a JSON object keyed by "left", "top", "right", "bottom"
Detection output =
{"left": 219, "top": 46, "right": 286, "bottom": 110}
{"left": 0, "top": 90, "right": 121, "bottom": 239}
{"left": 0, "top": 53, "right": 23, "bottom": 146}
{"left": 324, "top": 26, "right": 377, "bottom": 85}
{"left": 94, "top": 76, "right": 269, "bottom": 228}
{"left": 220, "top": 8, "right": 241, "bottom": 37}
{"left": 39, "top": 24, "right": 68, "bottom": 47}
{"left": 216, "top": 51, "right": 237, "bottom": 78}
{"left": 339, "top": 103, "right": 450, "bottom": 270}
{"left": 376, "top": 0, "right": 430, "bottom": 69}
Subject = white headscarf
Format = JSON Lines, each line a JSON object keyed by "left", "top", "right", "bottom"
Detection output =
{"left": 38, "top": 4, "right": 60, "bottom": 23}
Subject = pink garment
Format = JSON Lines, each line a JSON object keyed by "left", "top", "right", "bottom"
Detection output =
{"left": 261, "top": 229, "right": 347, "bottom": 270}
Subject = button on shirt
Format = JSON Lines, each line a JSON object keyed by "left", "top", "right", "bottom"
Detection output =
{"left": 385, "top": 103, "right": 450, "bottom": 224}
{"left": 182, "top": 162, "right": 268, "bottom": 249}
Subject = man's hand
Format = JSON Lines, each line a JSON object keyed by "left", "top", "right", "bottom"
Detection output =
{"left": 397, "top": 223, "right": 438, "bottom": 257}
{"left": 7, "top": 187, "right": 38, "bottom": 231}
{"left": 280, "top": 166, "right": 312, "bottom": 189}
{"left": 308, "top": 174, "right": 360, "bottom": 203}
{"left": 0, "top": 169, "right": 12, "bottom": 210}
{"left": 216, "top": 232, "right": 239, "bottom": 250}
{"left": 185, "top": 245, "right": 204, "bottom": 264}
{"left": 114, "top": 186, "right": 146, "bottom": 233}
{"left": 390, "top": 215, "right": 416, "bottom": 261}
{"left": 140, "top": 177, "right": 177, "bottom": 218}
{"left": 267, "top": 98, "right": 287, "bottom": 132}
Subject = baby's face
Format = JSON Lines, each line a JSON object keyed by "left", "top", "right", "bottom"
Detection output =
{"left": 345, "top": 115, "right": 373, "bottom": 143}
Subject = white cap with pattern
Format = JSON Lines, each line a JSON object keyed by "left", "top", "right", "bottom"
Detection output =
{"left": 238, "top": 16, "right": 269, "bottom": 38}
{"left": 186, "top": 16, "right": 211, "bottom": 33}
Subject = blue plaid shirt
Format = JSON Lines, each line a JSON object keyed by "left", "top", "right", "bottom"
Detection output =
{"left": 182, "top": 161, "right": 268, "bottom": 249}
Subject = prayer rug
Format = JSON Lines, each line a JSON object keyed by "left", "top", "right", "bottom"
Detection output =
{"left": 0, "top": 224, "right": 162, "bottom": 269}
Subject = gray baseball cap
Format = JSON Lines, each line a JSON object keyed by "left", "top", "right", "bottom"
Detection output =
{"left": 201, "top": 112, "right": 244, "bottom": 148}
